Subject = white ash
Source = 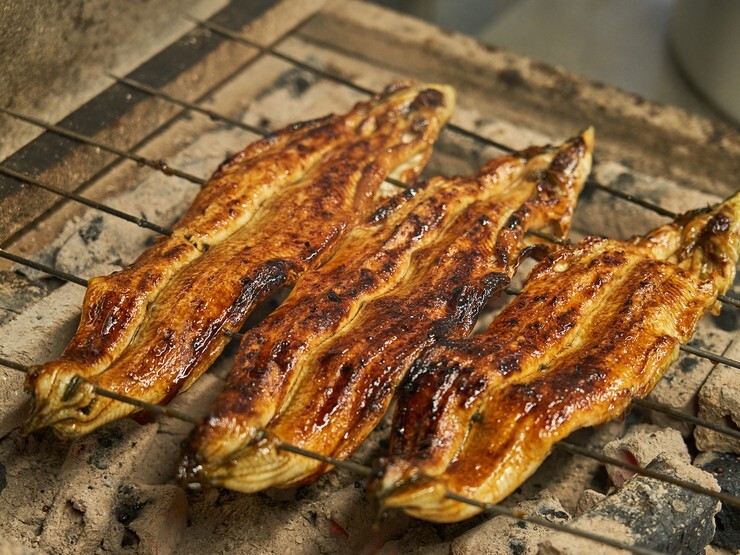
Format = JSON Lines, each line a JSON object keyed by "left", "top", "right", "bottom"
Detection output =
{"left": 451, "top": 491, "right": 570, "bottom": 555}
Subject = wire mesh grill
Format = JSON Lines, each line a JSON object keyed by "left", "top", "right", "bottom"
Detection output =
{"left": 0, "top": 2, "right": 738, "bottom": 554}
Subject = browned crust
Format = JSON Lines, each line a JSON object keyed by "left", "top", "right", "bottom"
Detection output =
{"left": 27, "top": 82, "right": 455, "bottom": 436}
{"left": 373, "top": 193, "right": 740, "bottom": 522}
{"left": 181, "top": 129, "right": 593, "bottom": 492}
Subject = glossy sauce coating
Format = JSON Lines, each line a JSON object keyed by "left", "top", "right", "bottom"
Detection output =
{"left": 28, "top": 82, "right": 455, "bottom": 437}
{"left": 182, "top": 129, "right": 594, "bottom": 493}
{"left": 373, "top": 193, "right": 740, "bottom": 522}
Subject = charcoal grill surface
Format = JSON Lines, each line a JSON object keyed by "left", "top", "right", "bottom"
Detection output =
{"left": 0, "top": 1, "right": 738, "bottom": 553}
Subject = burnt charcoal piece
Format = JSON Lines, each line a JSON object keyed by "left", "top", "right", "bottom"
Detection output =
{"left": 695, "top": 452, "right": 740, "bottom": 550}
{"left": 562, "top": 454, "right": 720, "bottom": 554}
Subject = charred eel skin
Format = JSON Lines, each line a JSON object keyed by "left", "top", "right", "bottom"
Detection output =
{"left": 372, "top": 192, "right": 740, "bottom": 523}
{"left": 181, "top": 129, "right": 594, "bottom": 493}
{"left": 27, "top": 82, "right": 455, "bottom": 437}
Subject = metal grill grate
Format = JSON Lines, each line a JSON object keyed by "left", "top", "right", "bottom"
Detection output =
{"left": 0, "top": 1, "right": 738, "bottom": 553}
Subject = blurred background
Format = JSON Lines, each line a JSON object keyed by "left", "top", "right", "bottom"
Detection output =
{"left": 370, "top": 0, "right": 740, "bottom": 126}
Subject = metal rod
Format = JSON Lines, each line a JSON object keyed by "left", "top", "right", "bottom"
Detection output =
{"left": 91, "top": 383, "right": 200, "bottom": 424}
{"left": 718, "top": 294, "right": 740, "bottom": 308}
{"left": 0, "top": 166, "right": 172, "bottom": 237}
{"left": 586, "top": 180, "right": 676, "bottom": 218}
{"left": 681, "top": 343, "right": 740, "bottom": 370}
{"left": 0, "top": 354, "right": 737, "bottom": 513}
{"left": 2, "top": 249, "right": 739, "bottom": 371}
{"left": 442, "top": 491, "right": 664, "bottom": 555}
{"left": 0, "top": 248, "right": 88, "bottom": 286}
{"left": 0, "top": 106, "right": 206, "bottom": 186}
{"left": 632, "top": 397, "right": 740, "bottom": 440}
{"left": 276, "top": 442, "right": 373, "bottom": 477}
{"left": 108, "top": 74, "right": 267, "bottom": 137}
{"left": 558, "top": 441, "right": 740, "bottom": 507}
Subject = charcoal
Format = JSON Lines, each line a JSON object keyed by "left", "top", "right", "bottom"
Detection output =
{"left": 539, "top": 453, "right": 720, "bottom": 554}
{"left": 38, "top": 421, "right": 159, "bottom": 554}
{"left": 603, "top": 424, "right": 690, "bottom": 487}
{"left": 100, "top": 483, "right": 188, "bottom": 554}
{"left": 695, "top": 362, "right": 740, "bottom": 454}
{"left": 451, "top": 491, "right": 569, "bottom": 555}
{"left": 694, "top": 452, "right": 740, "bottom": 550}
{"left": 574, "top": 489, "right": 606, "bottom": 517}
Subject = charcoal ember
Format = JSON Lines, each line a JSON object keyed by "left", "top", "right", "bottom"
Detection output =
{"left": 99, "top": 483, "right": 187, "bottom": 554}
{"left": 451, "top": 491, "right": 570, "bottom": 555}
{"left": 694, "top": 452, "right": 740, "bottom": 550}
{"left": 38, "top": 421, "right": 158, "bottom": 554}
{"left": 538, "top": 453, "right": 720, "bottom": 554}
{"left": 695, "top": 362, "right": 740, "bottom": 454}
{"left": 603, "top": 424, "right": 690, "bottom": 487}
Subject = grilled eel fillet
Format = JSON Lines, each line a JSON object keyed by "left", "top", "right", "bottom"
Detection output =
{"left": 26, "top": 82, "right": 455, "bottom": 437}
{"left": 372, "top": 193, "right": 740, "bottom": 522}
{"left": 181, "top": 129, "right": 594, "bottom": 492}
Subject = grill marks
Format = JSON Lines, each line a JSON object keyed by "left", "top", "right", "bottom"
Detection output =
{"left": 373, "top": 193, "right": 740, "bottom": 523}
{"left": 26, "top": 82, "right": 455, "bottom": 437}
{"left": 181, "top": 129, "right": 594, "bottom": 493}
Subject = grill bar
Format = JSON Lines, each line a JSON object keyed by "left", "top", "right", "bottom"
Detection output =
{"left": 0, "top": 354, "right": 737, "bottom": 549}
{"left": 632, "top": 397, "right": 740, "bottom": 440}
{"left": 557, "top": 442, "right": 740, "bottom": 507}
{"left": 441, "top": 492, "right": 664, "bottom": 555}
{"left": 0, "top": 166, "right": 172, "bottom": 237}
{"left": 4, "top": 249, "right": 736, "bottom": 372}
{"left": 0, "top": 357, "right": 702, "bottom": 555}
{"left": 0, "top": 106, "right": 206, "bottom": 186}
{"left": 0, "top": 248, "right": 88, "bottom": 287}
{"left": 109, "top": 74, "right": 267, "bottom": 136}
{"left": 680, "top": 343, "right": 740, "bottom": 369}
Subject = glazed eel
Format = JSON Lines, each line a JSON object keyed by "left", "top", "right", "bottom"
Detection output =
{"left": 181, "top": 129, "right": 594, "bottom": 492}
{"left": 373, "top": 192, "right": 740, "bottom": 522}
{"left": 27, "top": 82, "right": 455, "bottom": 437}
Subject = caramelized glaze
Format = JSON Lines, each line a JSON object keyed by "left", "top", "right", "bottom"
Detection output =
{"left": 373, "top": 193, "right": 740, "bottom": 522}
{"left": 181, "top": 129, "right": 594, "bottom": 493}
{"left": 26, "top": 82, "right": 455, "bottom": 436}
